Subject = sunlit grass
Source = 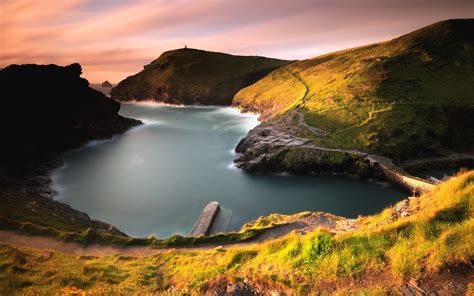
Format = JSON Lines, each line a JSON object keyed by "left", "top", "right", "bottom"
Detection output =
{"left": 233, "top": 20, "right": 474, "bottom": 159}
{"left": 0, "top": 171, "right": 474, "bottom": 293}
{"left": 1, "top": 171, "right": 472, "bottom": 294}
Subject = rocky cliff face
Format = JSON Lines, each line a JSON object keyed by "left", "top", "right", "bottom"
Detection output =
{"left": 233, "top": 120, "right": 375, "bottom": 178}
{"left": 101, "top": 80, "right": 113, "bottom": 88}
{"left": 0, "top": 63, "right": 140, "bottom": 164}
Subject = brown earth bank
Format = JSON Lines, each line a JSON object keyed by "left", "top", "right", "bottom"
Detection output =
{"left": 204, "top": 264, "right": 472, "bottom": 295}
{"left": 0, "top": 235, "right": 471, "bottom": 295}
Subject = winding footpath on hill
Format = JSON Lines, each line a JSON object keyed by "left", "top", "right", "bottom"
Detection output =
{"left": 0, "top": 231, "right": 157, "bottom": 257}
{"left": 283, "top": 67, "right": 330, "bottom": 138}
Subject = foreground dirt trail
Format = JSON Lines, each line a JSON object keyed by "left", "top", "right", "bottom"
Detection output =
{"left": 0, "top": 228, "right": 295, "bottom": 257}
{"left": 0, "top": 212, "right": 352, "bottom": 256}
{"left": 0, "top": 230, "right": 288, "bottom": 257}
{"left": 0, "top": 231, "right": 162, "bottom": 257}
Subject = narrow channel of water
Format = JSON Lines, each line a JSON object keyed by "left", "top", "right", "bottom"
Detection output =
{"left": 52, "top": 103, "right": 405, "bottom": 238}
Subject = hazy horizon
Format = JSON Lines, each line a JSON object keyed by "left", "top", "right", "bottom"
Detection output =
{"left": 2, "top": 0, "right": 473, "bottom": 83}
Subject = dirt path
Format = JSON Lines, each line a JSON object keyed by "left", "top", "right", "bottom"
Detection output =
{"left": 0, "top": 227, "right": 304, "bottom": 257}
{"left": 0, "top": 213, "right": 355, "bottom": 256}
{"left": 281, "top": 67, "right": 330, "bottom": 139}
{"left": 283, "top": 66, "right": 309, "bottom": 104}
{"left": 0, "top": 230, "right": 161, "bottom": 257}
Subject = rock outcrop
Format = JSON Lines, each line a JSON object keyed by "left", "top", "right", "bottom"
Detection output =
{"left": 234, "top": 121, "right": 372, "bottom": 176}
{"left": 234, "top": 119, "right": 436, "bottom": 194}
{"left": 101, "top": 80, "right": 113, "bottom": 88}
{"left": 0, "top": 63, "right": 141, "bottom": 164}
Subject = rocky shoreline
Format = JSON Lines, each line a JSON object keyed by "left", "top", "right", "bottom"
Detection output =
{"left": 233, "top": 118, "right": 438, "bottom": 194}
{"left": 0, "top": 158, "right": 127, "bottom": 236}
{"left": 0, "top": 116, "right": 141, "bottom": 237}
{"left": 234, "top": 123, "right": 370, "bottom": 176}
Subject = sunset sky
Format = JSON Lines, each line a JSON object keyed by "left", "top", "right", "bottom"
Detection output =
{"left": 1, "top": 0, "right": 473, "bottom": 83}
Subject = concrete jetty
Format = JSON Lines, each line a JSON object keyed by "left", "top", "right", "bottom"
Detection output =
{"left": 366, "top": 155, "right": 435, "bottom": 194}
{"left": 189, "top": 201, "right": 220, "bottom": 237}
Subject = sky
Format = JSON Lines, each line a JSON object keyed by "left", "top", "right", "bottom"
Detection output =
{"left": 1, "top": 0, "right": 473, "bottom": 83}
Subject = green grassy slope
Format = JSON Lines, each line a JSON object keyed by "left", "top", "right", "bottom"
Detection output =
{"left": 111, "top": 48, "right": 291, "bottom": 105}
{"left": 1, "top": 171, "right": 472, "bottom": 294}
{"left": 234, "top": 19, "right": 474, "bottom": 160}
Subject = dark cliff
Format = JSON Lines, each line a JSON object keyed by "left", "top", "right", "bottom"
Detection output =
{"left": 0, "top": 63, "right": 140, "bottom": 164}
{"left": 0, "top": 63, "right": 140, "bottom": 237}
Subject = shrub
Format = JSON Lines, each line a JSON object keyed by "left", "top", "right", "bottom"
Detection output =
{"left": 336, "top": 248, "right": 365, "bottom": 277}
{"left": 227, "top": 250, "right": 257, "bottom": 269}
{"left": 286, "top": 239, "right": 303, "bottom": 258}
{"left": 388, "top": 240, "right": 421, "bottom": 281}
{"left": 303, "top": 233, "right": 334, "bottom": 264}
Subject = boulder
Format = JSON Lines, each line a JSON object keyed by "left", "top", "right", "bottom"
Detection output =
{"left": 101, "top": 80, "right": 113, "bottom": 88}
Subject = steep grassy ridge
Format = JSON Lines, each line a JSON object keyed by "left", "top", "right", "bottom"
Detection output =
{"left": 1, "top": 171, "right": 472, "bottom": 294}
{"left": 111, "top": 48, "right": 291, "bottom": 105}
{"left": 234, "top": 19, "right": 474, "bottom": 160}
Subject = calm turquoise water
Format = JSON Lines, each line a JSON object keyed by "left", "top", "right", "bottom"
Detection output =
{"left": 52, "top": 103, "right": 405, "bottom": 238}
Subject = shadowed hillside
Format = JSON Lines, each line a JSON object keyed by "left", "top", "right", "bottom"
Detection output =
{"left": 110, "top": 48, "right": 291, "bottom": 105}
{"left": 234, "top": 19, "right": 474, "bottom": 162}
{"left": 0, "top": 64, "right": 140, "bottom": 163}
{"left": 0, "top": 64, "right": 141, "bottom": 240}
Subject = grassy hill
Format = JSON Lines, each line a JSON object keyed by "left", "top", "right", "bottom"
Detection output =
{"left": 234, "top": 19, "right": 474, "bottom": 160}
{"left": 110, "top": 48, "right": 291, "bottom": 105}
{"left": 1, "top": 171, "right": 472, "bottom": 294}
{"left": 1, "top": 20, "right": 473, "bottom": 295}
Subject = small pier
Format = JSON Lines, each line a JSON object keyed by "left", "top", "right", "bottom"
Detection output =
{"left": 366, "top": 155, "right": 435, "bottom": 194}
{"left": 189, "top": 201, "right": 220, "bottom": 237}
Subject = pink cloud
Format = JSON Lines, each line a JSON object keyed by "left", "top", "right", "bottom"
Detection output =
{"left": 1, "top": 0, "right": 473, "bottom": 82}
